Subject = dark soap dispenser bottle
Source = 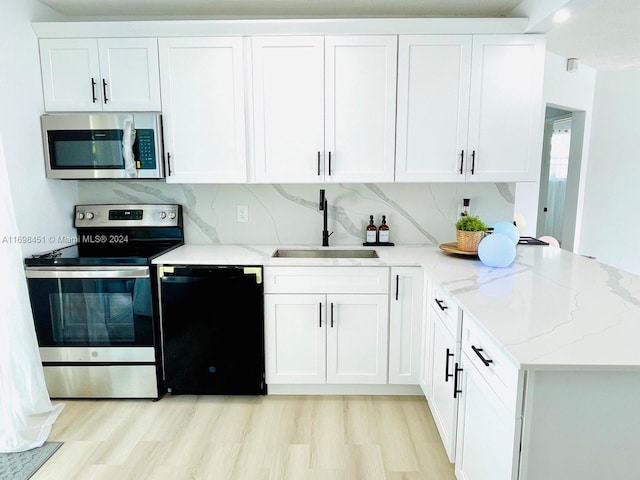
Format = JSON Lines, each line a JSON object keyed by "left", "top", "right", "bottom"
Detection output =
{"left": 378, "top": 215, "right": 390, "bottom": 243}
{"left": 366, "top": 215, "right": 378, "bottom": 244}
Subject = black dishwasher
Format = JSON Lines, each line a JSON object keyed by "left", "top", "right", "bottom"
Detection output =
{"left": 159, "top": 265, "right": 266, "bottom": 395}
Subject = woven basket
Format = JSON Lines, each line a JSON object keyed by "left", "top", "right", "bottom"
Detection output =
{"left": 456, "top": 230, "right": 485, "bottom": 252}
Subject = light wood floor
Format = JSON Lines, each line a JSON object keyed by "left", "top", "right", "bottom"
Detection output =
{"left": 33, "top": 395, "right": 455, "bottom": 480}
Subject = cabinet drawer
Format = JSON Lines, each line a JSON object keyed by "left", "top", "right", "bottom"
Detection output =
{"left": 431, "top": 283, "right": 460, "bottom": 339}
{"left": 264, "top": 266, "right": 389, "bottom": 294}
{"left": 461, "top": 314, "right": 519, "bottom": 415}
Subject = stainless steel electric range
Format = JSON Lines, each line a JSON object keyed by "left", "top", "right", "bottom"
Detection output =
{"left": 24, "top": 204, "right": 183, "bottom": 399}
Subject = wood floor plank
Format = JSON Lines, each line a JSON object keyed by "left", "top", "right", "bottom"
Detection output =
{"left": 33, "top": 395, "right": 455, "bottom": 479}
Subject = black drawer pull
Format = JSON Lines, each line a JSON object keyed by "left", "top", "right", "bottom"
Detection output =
{"left": 459, "top": 150, "right": 464, "bottom": 175}
{"left": 395, "top": 274, "right": 399, "bottom": 301}
{"left": 434, "top": 298, "right": 447, "bottom": 311}
{"left": 453, "top": 362, "right": 463, "bottom": 398}
{"left": 319, "top": 302, "right": 322, "bottom": 328}
{"left": 330, "top": 302, "right": 334, "bottom": 328}
{"left": 90, "top": 77, "right": 97, "bottom": 103}
{"left": 471, "top": 345, "right": 493, "bottom": 366}
{"left": 445, "top": 348, "right": 454, "bottom": 382}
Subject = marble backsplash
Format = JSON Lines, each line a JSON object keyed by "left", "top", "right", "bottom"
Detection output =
{"left": 78, "top": 182, "right": 515, "bottom": 246}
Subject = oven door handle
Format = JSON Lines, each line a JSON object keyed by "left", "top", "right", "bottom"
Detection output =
{"left": 25, "top": 266, "right": 149, "bottom": 279}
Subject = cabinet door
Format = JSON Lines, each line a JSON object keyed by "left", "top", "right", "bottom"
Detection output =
{"left": 325, "top": 36, "right": 397, "bottom": 183}
{"left": 388, "top": 266, "right": 424, "bottom": 384}
{"left": 98, "top": 38, "right": 161, "bottom": 112}
{"left": 251, "top": 36, "right": 325, "bottom": 183}
{"left": 429, "top": 315, "right": 459, "bottom": 463}
{"left": 39, "top": 38, "right": 102, "bottom": 111}
{"left": 454, "top": 353, "right": 518, "bottom": 480}
{"left": 326, "top": 294, "right": 388, "bottom": 384}
{"left": 466, "top": 35, "right": 545, "bottom": 182}
{"left": 159, "top": 37, "right": 247, "bottom": 183}
{"left": 264, "top": 294, "right": 326, "bottom": 384}
{"left": 395, "top": 35, "right": 472, "bottom": 182}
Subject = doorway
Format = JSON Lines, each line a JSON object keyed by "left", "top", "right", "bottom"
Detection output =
{"left": 536, "top": 105, "right": 585, "bottom": 251}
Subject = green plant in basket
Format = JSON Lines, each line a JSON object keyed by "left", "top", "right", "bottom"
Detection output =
{"left": 455, "top": 215, "right": 488, "bottom": 232}
{"left": 455, "top": 215, "right": 488, "bottom": 252}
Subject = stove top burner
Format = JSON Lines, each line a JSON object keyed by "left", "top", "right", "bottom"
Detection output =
{"left": 25, "top": 204, "right": 184, "bottom": 267}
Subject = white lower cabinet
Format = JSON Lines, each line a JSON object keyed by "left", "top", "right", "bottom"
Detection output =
{"left": 264, "top": 267, "right": 389, "bottom": 385}
{"left": 454, "top": 351, "right": 520, "bottom": 480}
{"left": 388, "top": 267, "right": 424, "bottom": 384}
{"left": 430, "top": 314, "right": 460, "bottom": 462}
{"left": 427, "top": 284, "right": 462, "bottom": 462}
{"left": 425, "top": 282, "right": 522, "bottom": 479}
{"left": 453, "top": 310, "right": 521, "bottom": 480}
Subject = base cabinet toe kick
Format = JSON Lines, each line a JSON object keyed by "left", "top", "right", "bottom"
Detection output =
{"left": 426, "top": 284, "right": 640, "bottom": 480}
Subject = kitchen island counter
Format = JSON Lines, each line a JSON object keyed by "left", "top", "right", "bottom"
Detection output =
{"left": 154, "top": 243, "right": 640, "bottom": 371}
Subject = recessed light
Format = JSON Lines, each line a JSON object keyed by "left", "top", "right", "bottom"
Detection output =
{"left": 553, "top": 8, "right": 571, "bottom": 23}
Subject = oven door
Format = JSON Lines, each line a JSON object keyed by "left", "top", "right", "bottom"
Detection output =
{"left": 25, "top": 266, "right": 155, "bottom": 350}
{"left": 25, "top": 266, "right": 161, "bottom": 398}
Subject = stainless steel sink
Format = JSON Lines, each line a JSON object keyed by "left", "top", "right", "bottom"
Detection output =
{"left": 272, "top": 249, "right": 378, "bottom": 258}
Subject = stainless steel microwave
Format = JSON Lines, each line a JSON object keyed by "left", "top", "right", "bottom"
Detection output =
{"left": 41, "top": 113, "right": 164, "bottom": 180}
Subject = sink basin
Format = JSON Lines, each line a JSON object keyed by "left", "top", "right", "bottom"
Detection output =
{"left": 272, "top": 249, "right": 378, "bottom": 259}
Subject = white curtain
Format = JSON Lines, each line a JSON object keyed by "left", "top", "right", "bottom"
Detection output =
{"left": 543, "top": 124, "right": 571, "bottom": 242}
{"left": 0, "top": 136, "right": 64, "bottom": 452}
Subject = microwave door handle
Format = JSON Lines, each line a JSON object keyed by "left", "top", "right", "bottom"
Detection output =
{"left": 122, "top": 120, "right": 138, "bottom": 178}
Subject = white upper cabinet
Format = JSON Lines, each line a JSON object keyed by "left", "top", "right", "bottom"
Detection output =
{"left": 395, "top": 34, "right": 545, "bottom": 183}
{"left": 466, "top": 35, "right": 545, "bottom": 182}
{"left": 39, "top": 38, "right": 161, "bottom": 112}
{"left": 324, "top": 36, "right": 397, "bottom": 183}
{"left": 158, "top": 37, "right": 247, "bottom": 183}
{"left": 251, "top": 35, "right": 397, "bottom": 183}
{"left": 251, "top": 36, "right": 325, "bottom": 183}
{"left": 395, "top": 35, "right": 472, "bottom": 182}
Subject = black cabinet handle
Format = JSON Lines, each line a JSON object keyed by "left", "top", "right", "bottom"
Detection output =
{"left": 319, "top": 302, "right": 322, "bottom": 328}
{"left": 453, "top": 362, "right": 463, "bottom": 398}
{"left": 471, "top": 150, "right": 476, "bottom": 175}
{"left": 328, "top": 152, "right": 332, "bottom": 176}
{"left": 445, "top": 348, "right": 454, "bottom": 382}
{"left": 434, "top": 298, "right": 448, "bottom": 311}
{"left": 102, "top": 79, "right": 109, "bottom": 104}
{"left": 330, "top": 302, "right": 334, "bottom": 328}
{"left": 91, "top": 77, "right": 97, "bottom": 103}
{"left": 167, "top": 152, "right": 172, "bottom": 176}
{"left": 317, "top": 151, "right": 321, "bottom": 176}
{"left": 395, "top": 274, "right": 399, "bottom": 301}
{"left": 471, "top": 345, "right": 493, "bottom": 366}
{"left": 459, "top": 150, "right": 464, "bottom": 175}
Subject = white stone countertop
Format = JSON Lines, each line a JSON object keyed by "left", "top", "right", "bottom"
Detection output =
{"left": 153, "top": 243, "right": 640, "bottom": 372}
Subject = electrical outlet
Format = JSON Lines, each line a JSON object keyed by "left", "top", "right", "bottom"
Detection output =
{"left": 237, "top": 205, "right": 249, "bottom": 223}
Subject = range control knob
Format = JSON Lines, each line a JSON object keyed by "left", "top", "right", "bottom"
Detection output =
{"left": 168, "top": 211, "right": 176, "bottom": 220}
{"left": 159, "top": 211, "right": 167, "bottom": 219}
{"left": 85, "top": 212, "right": 94, "bottom": 220}
{"left": 76, "top": 212, "right": 85, "bottom": 220}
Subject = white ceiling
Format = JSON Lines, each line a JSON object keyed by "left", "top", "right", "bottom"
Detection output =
{"left": 36, "top": 0, "right": 640, "bottom": 71}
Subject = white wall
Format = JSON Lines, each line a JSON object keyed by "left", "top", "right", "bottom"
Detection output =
{"left": 0, "top": 0, "right": 76, "bottom": 257}
{"left": 515, "top": 52, "right": 596, "bottom": 245}
{"left": 579, "top": 69, "right": 640, "bottom": 274}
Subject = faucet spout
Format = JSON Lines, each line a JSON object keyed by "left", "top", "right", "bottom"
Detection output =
{"left": 319, "top": 189, "right": 332, "bottom": 247}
